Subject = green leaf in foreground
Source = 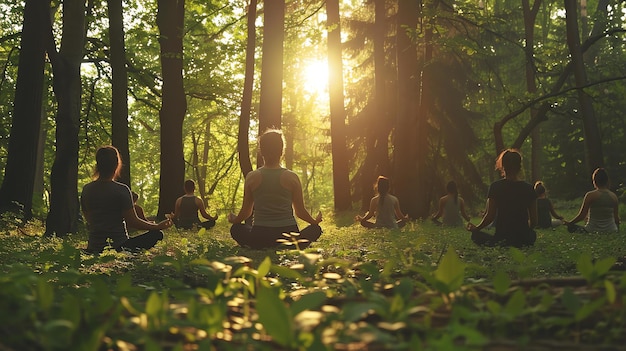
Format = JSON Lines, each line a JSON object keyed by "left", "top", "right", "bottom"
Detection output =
{"left": 256, "top": 285, "right": 295, "bottom": 347}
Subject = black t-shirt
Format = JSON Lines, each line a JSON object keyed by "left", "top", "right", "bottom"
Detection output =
{"left": 536, "top": 198, "right": 552, "bottom": 228}
{"left": 488, "top": 179, "right": 537, "bottom": 243}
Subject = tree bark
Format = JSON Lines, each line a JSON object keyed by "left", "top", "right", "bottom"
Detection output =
{"left": 564, "top": 0, "right": 604, "bottom": 173}
{"left": 257, "top": 0, "right": 284, "bottom": 161}
{"left": 393, "top": 0, "right": 421, "bottom": 218}
{"left": 0, "top": 0, "right": 51, "bottom": 219}
{"left": 156, "top": 0, "right": 186, "bottom": 218}
{"left": 45, "top": 0, "right": 86, "bottom": 236}
{"left": 237, "top": 0, "right": 257, "bottom": 177}
{"left": 522, "top": 0, "right": 541, "bottom": 181}
{"left": 108, "top": 0, "right": 131, "bottom": 186}
{"left": 326, "top": 0, "right": 351, "bottom": 211}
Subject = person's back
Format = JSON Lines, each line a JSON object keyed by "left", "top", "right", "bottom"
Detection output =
{"left": 490, "top": 179, "right": 535, "bottom": 243}
{"left": 375, "top": 194, "right": 399, "bottom": 229}
{"left": 82, "top": 180, "right": 132, "bottom": 251}
{"left": 442, "top": 196, "right": 463, "bottom": 226}
{"left": 253, "top": 167, "right": 297, "bottom": 227}
{"left": 177, "top": 196, "right": 200, "bottom": 229}
{"left": 536, "top": 198, "right": 553, "bottom": 228}
{"left": 586, "top": 190, "right": 618, "bottom": 232}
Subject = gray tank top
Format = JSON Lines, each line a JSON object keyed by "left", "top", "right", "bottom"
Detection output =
{"left": 442, "top": 197, "right": 463, "bottom": 226}
{"left": 253, "top": 168, "right": 297, "bottom": 227}
{"left": 586, "top": 191, "right": 617, "bottom": 232}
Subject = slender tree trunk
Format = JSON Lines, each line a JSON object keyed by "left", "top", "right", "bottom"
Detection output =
{"left": 257, "top": 0, "right": 284, "bottom": 162}
{"left": 0, "top": 0, "right": 50, "bottom": 219}
{"left": 156, "top": 0, "right": 186, "bottom": 218}
{"left": 373, "top": 0, "right": 390, "bottom": 177}
{"left": 564, "top": 0, "right": 604, "bottom": 172}
{"left": 237, "top": 0, "right": 257, "bottom": 176}
{"left": 393, "top": 0, "right": 421, "bottom": 218}
{"left": 326, "top": 0, "right": 351, "bottom": 211}
{"left": 522, "top": 0, "right": 541, "bottom": 180}
{"left": 108, "top": 0, "right": 131, "bottom": 186}
{"left": 45, "top": 0, "right": 86, "bottom": 236}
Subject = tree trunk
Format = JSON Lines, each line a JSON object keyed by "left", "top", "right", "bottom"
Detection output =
{"left": 257, "top": 0, "right": 284, "bottom": 159}
{"left": 108, "top": 0, "right": 131, "bottom": 186}
{"left": 237, "top": 0, "right": 257, "bottom": 177}
{"left": 156, "top": 0, "right": 186, "bottom": 219}
{"left": 45, "top": 0, "right": 86, "bottom": 236}
{"left": 373, "top": 0, "right": 390, "bottom": 177}
{"left": 564, "top": 0, "right": 604, "bottom": 173}
{"left": 522, "top": 0, "right": 541, "bottom": 181}
{"left": 326, "top": 0, "right": 351, "bottom": 211}
{"left": 393, "top": 0, "right": 421, "bottom": 218}
{"left": 0, "top": 0, "right": 51, "bottom": 219}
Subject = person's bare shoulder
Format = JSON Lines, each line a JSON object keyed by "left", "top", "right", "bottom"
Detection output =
{"left": 245, "top": 169, "right": 263, "bottom": 190}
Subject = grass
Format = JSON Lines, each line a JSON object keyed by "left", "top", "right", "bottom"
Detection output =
{"left": 1, "top": 203, "right": 626, "bottom": 350}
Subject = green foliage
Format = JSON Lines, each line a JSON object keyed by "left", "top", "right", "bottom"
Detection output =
{"left": 1, "top": 218, "right": 626, "bottom": 350}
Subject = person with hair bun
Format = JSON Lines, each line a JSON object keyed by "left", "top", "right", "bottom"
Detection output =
{"left": 533, "top": 181, "right": 564, "bottom": 228}
{"left": 356, "top": 176, "right": 408, "bottom": 229}
{"left": 564, "top": 168, "right": 620, "bottom": 233}
{"left": 228, "top": 129, "right": 322, "bottom": 249}
{"left": 466, "top": 149, "right": 538, "bottom": 247}
{"left": 80, "top": 145, "right": 172, "bottom": 253}
{"left": 431, "top": 180, "right": 471, "bottom": 227}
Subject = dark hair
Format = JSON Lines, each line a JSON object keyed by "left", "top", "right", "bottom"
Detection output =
{"left": 94, "top": 145, "right": 122, "bottom": 180}
{"left": 534, "top": 181, "right": 546, "bottom": 196}
{"left": 259, "top": 129, "right": 284, "bottom": 164}
{"left": 495, "top": 149, "right": 522, "bottom": 177}
{"left": 446, "top": 181, "right": 458, "bottom": 204}
{"left": 184, "top": 179, "right": 196, "bottom": 193}
{"left": 592, "top": 168, "right": 609, "bottom": 187}
{"left": 376, "top": 176, "right": 390, "bottom": 205}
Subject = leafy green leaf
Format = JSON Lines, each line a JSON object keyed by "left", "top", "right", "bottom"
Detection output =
{"left": 256, "top": 285, "right": 294, "bottom": 347}
{"left": 576, "top": 253, "right": 594, "bottom": 281}
{"left": 504, "top": 289, "right": 526, "bottom": 317}
{"left": 291, "top": 291, "right": 327, "bottom": 316}
{"left": 605, "top": 280, "right": 616, "bottom": 304}
{"left": 434, "top": 247, "right": 465, "bottom": 292}
{"left": 594, "top": 257, "right": 616, "bottom": 277}
{"left": 257, "top": 256, "right": 272, "bottom": 278}
{"left": 561, "top": 288, "right": 580, "bottom": 314}
{"left": 493, "top": 270, "right": 511, "bottom": 296}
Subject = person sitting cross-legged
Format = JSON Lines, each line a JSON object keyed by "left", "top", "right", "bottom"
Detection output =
{"left": 170, "top": 179, "right": 218, "bottom": 230}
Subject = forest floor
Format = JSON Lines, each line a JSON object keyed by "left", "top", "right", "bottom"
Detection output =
{"left": 1, "top": 204, "right": 626, "bottom": 350}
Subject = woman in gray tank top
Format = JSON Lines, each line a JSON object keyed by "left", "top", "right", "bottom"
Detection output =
{"left": 228, "top": 130, "right": 322, "bottom": 249}
{"left": 356, "top": 176, "right": 408, "bottom": 229}
{"left": 565, "top": 168, "right": 620, "bottom": 233}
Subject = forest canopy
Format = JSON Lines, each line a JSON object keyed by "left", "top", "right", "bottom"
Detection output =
{"left": 0, "top": 0, "right": 625, "bottom": 233}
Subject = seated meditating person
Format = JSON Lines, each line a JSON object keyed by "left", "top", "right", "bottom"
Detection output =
{"left": 431, "top": 180, "right": 471, "bottom": 227}
{"left": 81, "top": 145, "right": 172, "bottom": 253}
{"left": 466, "top": 149, "right": 538, "bottom": 247}
{"left": 170, "top": 179, "right": 218, "bottom": 230}
{"left": 227, "top": 129, "right": 322, "bottom": 249}
{"left": 534, "top": 181, "right": 564, "bottom": 229}
{"left": 356, "top": 176, "right": 408, "bottom": 229}
{"left": 564, "top": 168, "right": 620, "bottom": 233}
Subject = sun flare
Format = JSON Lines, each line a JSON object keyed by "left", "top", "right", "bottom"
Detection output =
{"left": 302, "top": 60, "right": 329, "bottom": 95}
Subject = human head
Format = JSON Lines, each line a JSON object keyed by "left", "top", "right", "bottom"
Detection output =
{"left": 376, "top": 176, "right": 390, "bottom": 196}
{"left": 495, "top": 149, "right": 522, "bottom": 177}
{"left": 592, "top": 168, "right": 609, "bottom": 188}
{"left": 259, "top": 129, "right": 284, "bottom": 164}
{"left": 184, "top": 179, "right": 196, "bottom": 193}
{"left": 534, "top": 181, "right": 546, "bottom": 196}
{"left": 94, "top": 145, "right": 122, "bottom": 180}
{"left": 446, "top": 181, "right": 458, "bottom": 195}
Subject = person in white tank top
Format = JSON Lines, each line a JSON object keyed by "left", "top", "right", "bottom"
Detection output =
{"left": 356, "top": 176, "right": 408, "bottom": 229}
{"left": 565, "top": 168, "right": 620, "bottom": 233}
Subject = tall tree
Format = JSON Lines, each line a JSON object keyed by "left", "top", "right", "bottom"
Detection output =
{"left": 156, "top": 0, "right": 186, "bottom": 218}
{"left": 393, "top": 0, "right": 421, "bottom": 218}
{"left": 237, "top": 0, "right": 257, "bottom": 177}
{"left": 326, "top": 0, "right": 351, "bottom": 211}
{"left": 257, "top": 0, "right": 284, "bottom": 155}
{"left": 522, "top": 0, "right": 542, "bottom": 180}
{"left": 44, "top": 0, "right": 87, "bottom": 236}
{"left": 108, "top": 0, "right": 131, "bottom": 186}
{"left": 0, "top": 0, "right": 51, "bottom": 219}
{"left": 564, "top": 0, "right": 604, "bottom": 173}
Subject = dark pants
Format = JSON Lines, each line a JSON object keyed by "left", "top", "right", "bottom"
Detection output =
{"left": 230, "top": 223, "right": 322, "bottom": 249}
{"left": 360, "top": 219, "right": 407, "bottom": 229}
{"left": 175, "top": 218, "right": 216, "bottom": 230}
{"left": 471, "top": 229, "right": 536, "bottom": 248}
{"left": 121, "top": 230, "right": 164, "bottom": 252}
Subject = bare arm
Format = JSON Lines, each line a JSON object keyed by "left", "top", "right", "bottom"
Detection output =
{"left": 467, "top": 198, "right": 496, "bottom": 231}
{"left": 432, "top": 197, "right": 445, "bottom": 219}
{"left": 123, "top": 207, "right": 172, "bottom": 231}
{"left": 196, "top": 197, "right": 217, "bottom": 220}
{"left": 548, "top": 200, "right": 563, "bottom": 220}
{"left": 288, "top": 171, "right": 322, "bottom": 225}
{"left": 228, "top": 172, "right": 258, "bottom": 223}
{"left": 566, "top": 193, "right": 592, "bottom": 224}
{"left": 393, "top": 198, "right": 407, "bottom": 220}
{"left": 459, "top": 198, "right": 471, "bottom": 222}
